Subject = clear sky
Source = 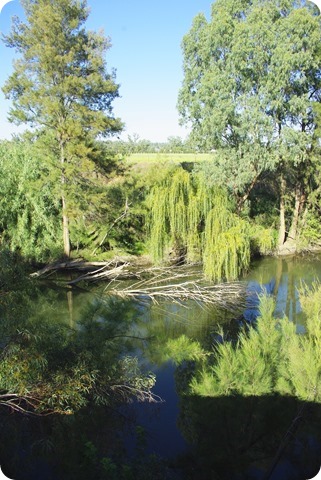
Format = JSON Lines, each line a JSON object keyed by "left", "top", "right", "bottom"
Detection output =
{"left": 0, "top": 0, "right": 212, "bottom": 142}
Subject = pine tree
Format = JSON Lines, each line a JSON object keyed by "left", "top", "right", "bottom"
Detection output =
{"left": 2, "top": 0, "right": 122, "bottom": 257}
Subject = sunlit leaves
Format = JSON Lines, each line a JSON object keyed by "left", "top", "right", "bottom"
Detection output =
{"left": 0, "top": 140, "right": 61, "bottom": 261}
{"left": 147, "top": 167, "right": 252, "bottom": 281}
{"left": 2, "top": 0, "right": 122, "bottom": 256}
{"left": 178, "top": 0, "right": 321, "bottom": 212}
{"left": 190, "top": 285, "right": 321, "bottom": 404}
{"left": 0, "top": 294, "right": 156, "bottom": 415}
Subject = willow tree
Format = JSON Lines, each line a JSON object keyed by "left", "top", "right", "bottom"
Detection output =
{"left": 147, "top": 168, "right": 254, "bottom": 281}
{"left": 178, "top": 0, "right": 321, "bottom": 249}
{"left": 0, "top": 140, "right": 60, "bottom": 261}
{"left": 2, "top": 0, "right": 122, "bottom": 257}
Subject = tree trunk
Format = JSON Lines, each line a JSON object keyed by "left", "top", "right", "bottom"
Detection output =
{"left": 237, "top": 171, "right": 260, "bottom": 213}
{"left": 287, "top": 186, "right": 305, "bottom": 242}
{"left": 272, "top": 258, "right": 283, "bottom": 297}
{"left": 278, "top": 174, "right": 286, "bottom": 247}
{"left": 60, "top": 143, "right": 71, "bottom": 257}
{"left": 62, "top": 194, "right": 70, "bottom": 257}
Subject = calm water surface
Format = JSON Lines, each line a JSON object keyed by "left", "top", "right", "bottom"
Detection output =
{"left": 2, "top": 254, "right": 321, "bottom": 479}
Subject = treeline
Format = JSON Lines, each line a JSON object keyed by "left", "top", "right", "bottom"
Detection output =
{"left": 1, "top": 135, "right": 321, "bottom": 280}
{"left": 1, "top": 0, "right": 321, "bottom": 281}
{"left": 105, "top": 135, "right": 197, "bottom": 155}
{"left": 178, "top": 0, "right": 321, "bottom": 256}
{"left": 0, "top": 138, "right": 145, "bottom": 263}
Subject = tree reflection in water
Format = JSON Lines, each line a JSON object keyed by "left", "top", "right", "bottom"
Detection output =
{"left": 3, "top": 252, "right": 321, "bottom": 479}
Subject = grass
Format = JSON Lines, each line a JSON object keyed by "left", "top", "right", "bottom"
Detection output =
{"left": 126, "top": 152, "right": 214, "bottom": 165}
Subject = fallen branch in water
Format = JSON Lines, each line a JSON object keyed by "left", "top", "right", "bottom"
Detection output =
{"left": 30, "top": 259, "right": 133, "bottom": 282}
{"left": 104, "top": 268, "right": 248, "bottom": 312}
{"left": 31, "top": 262, "right": 248, "bottom": 311}
{"left": 67, "top": 262, "right": 132, "bottom": 285}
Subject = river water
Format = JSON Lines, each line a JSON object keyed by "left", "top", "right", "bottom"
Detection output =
{"left": 2, "top": 254, "right": 321, "bottom": 479}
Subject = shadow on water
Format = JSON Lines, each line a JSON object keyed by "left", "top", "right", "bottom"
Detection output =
{"left": 1, "top": 392, "right": 321, "bottom": 480}
{"left": 2, "top": 252, "right": 321, "bottom": 479}
{"left": 176, "top": 392, "right": 321, "bottom": 480}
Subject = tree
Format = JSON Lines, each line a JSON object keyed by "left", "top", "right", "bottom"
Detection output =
{"left": 0, "top": 140, "right": 61, "bottom": 261}
{"left": 2, "top": 0, "right": 122, "bottom": 257}
{"left": 178, "top": 0, "right": 321, "bottom": 248}
{"left": 0, "top": 255, "right": 157, "bottom": 415}
{"left": 146, "top": 167, "right": 274, "bottom": 281}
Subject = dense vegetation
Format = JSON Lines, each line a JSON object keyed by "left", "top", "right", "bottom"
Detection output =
{"left": 189, "top": 286, "right": 321, "bottom": 402}
{"left": 178, "top": 0, "right": 321, "bottom": 252}
{"left": 2, "top": 0, "right": 122, "bottom": 257}
{"left": 2, "top": 251, "right": 321, "bottom": 478}
{"left": 0, "top": 250, "right": 157, "bottom": 415}
{"left": 1, "top": 2, "right": 321, "bottom": 478}
{"left": 0, "top": 0, "right": 320, "bottom": 283}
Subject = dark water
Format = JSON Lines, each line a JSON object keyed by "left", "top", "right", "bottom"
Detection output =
{"left": 2, "top": 254, "right": 321, "bottom": 479}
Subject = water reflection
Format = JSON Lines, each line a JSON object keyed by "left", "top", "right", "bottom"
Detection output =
{"left": 172, "top": 274, "right": 321, "bottom": 479}
{"left": 245, "top": 255, "right": 321, "bottom": 326}
{"left": 0, "top": 263, "right": 165, "bottom": 479}
{"left": 2, "top": 254, "right": 321, "bottom": 479}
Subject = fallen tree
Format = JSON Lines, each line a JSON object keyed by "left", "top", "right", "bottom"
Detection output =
{"left": 30, "top": 259, "right": 130, "bottom": 278}
{"left": 31, "top": 261, "right": 248, "bottom": 312}
{"left": 106, "top": 272, "right": 247, "bottom": 312}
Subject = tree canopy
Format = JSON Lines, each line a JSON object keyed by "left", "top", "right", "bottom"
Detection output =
{"left": 178, "top": 0, "right": 321, "bottom": 247}
{"left": 146, "top": 167, "right": 275, "bottom": 281}
{"left": 2, "top": 0, "right": 122, "bottom": 257}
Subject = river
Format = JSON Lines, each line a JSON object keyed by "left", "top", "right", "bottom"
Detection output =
{"left": 1, "top": 254, "right": 321, "bottom": 479}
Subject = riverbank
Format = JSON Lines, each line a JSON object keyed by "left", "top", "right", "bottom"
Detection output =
{"left": 30, "top": 239, "right": 321, "bottom": 281}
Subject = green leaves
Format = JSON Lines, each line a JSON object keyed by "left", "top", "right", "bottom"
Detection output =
{"left": 190, "top": 285, "right": 321, "bottom": 404}
{"left": 2, "top": 0, "right": 122, "bottom": 257}
{"left": 147, "top": 167, "right": 252, "bottom": 281}
{"left": 3, "top": 0, "right": 122, "bottom": 136}
{"left": 0, "top": 140, "right": 61, "bottom": 261}
{"left": 0, "top": 293, "right": 156, "bottom": 415}
{"left": 178, "top": 0, "right": 321, "bottom": 218}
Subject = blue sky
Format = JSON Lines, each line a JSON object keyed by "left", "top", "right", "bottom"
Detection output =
{"left": 0, "top": 0, "right": 212, "bottom": 142}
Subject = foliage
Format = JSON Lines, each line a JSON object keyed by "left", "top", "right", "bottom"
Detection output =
{"left": 147, "top": 167, "right": 253, "bottom": 281}
{"left": 161, "top": 335, "right": 205, "bottom": 365}
{"left": 299, "top": 203, "right": 321, "bottom": 247}
{"left": 2, "top": 0, "right": 122, "bottom": 256}
{"left": 127, "top": 152, "right": 212, "bottom": 165}
{"left": 189, "top": 285, "right": 321, "bottom": 404}
{"left": 0, "top": 249, "right": 31, "bottom": 291}
{"left": 0, "top": 140, "right": 61, "bottom": 261}
{"left": 105, "top": 134, "right": 197, "bottom": 155}
{"left": 0, "top": 293, "right": 157, "bottom": 415}
{"left": 249, "top": 223, "right": 278, "bottom": 256}
{"left": 0, "top": 136, "right": 146, "bottom": 261}
{"left": 202, "top": 201, "right": 250, "bottom": 281}
{"left": 178, "top": 0, "right": 321, "bottom": 243}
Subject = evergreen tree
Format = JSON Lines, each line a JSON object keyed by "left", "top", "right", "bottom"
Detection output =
{"left": 2, "top": 0, "right": 122, "bottom": 257}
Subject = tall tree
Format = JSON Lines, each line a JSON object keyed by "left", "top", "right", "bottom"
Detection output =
{"left": 178, "top": 0, "right": 321, "bottom": 248}
{"left": 2, "top": 0, "right": 122, "bottom": 257}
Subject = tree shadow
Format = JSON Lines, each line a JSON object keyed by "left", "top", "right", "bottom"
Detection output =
{"left": 176, "top": 392, "right": 321, "bottom": 480}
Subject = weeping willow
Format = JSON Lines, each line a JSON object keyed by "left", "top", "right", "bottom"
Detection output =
{"left": 147, "top": 167, "right": 251, "bottom": 281}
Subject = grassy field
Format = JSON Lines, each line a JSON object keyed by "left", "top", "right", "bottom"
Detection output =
{"left": 127, "top": 152, "right": 214, "bottom": 165}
